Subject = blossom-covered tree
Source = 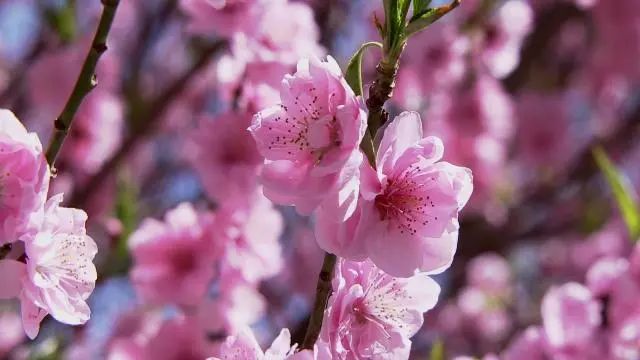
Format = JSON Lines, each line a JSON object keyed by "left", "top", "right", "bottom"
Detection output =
{"left": 0, "top": 0, "right": 639, "bottom": 359}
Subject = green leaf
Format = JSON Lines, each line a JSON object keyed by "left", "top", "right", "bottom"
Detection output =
{"left": 413, "top": 0, "right": 432, "bottom": 15}
{"left": 406, "top": 7, "right": 442, "bottom": 35}
{"left": 345, "top": 42, "right": 383, "bottom": 96}
{"left": 593, "top": 147, "right": 640, "bottom": 242}
{"left": 429, "top": 340, "right": 445, "bottom": 360}
{"left": 406, "top": 0, "right": 460, "bottom": 36}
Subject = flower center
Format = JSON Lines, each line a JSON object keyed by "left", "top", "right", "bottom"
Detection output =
{"left": 374, "top": 165, "right": 436, "bottom": 236}
{"left": 170, "top": 247, "right": 198, "bottom": 274}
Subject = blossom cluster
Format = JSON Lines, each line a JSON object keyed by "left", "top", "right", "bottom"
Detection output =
{"left": 0, "top": 110, "right": 97, "bottom": 339}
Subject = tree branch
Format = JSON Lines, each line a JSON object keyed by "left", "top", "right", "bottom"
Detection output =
{"left": 302, "top": 252, "right": 337, "bottom": 350}
{"left": 45, "top": 0, "right": 121, "bottom": 167}
{"left": 68, "top": 40, "right": 226, "bottom": 207}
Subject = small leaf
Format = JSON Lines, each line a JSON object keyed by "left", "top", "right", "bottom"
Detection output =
{"left": 593, "top": 147, "right": 640, "bottom": 242}
{"left": 399, "top": 0, "right": 412, "bottom": 25}
{"left": 406, "top": 0, "right": 460, "bottom": 36}
{"left": 413, "top": 0, "right": 432, "bottom": 16}
{"left": 429, "top": 340, "right": 445, "bottom": 360}
{"left": 345, "top": 42, "right": 383, "bottom": 97}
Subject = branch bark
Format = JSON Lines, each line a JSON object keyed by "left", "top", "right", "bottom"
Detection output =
{"left": 45, "top": 0, "right": 121, "bottom": 167}
{"left": 302, "top": 252, "right": 337, "bottom": 350}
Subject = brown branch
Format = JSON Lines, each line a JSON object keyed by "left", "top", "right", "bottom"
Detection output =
{"left": 302, "top": 252, "right": 337, "bottom": 350}
{"left": 503, "top": 3, "right": 587, "bottom": 93}
{"left": 45, "top": 0, "right": 121, "bottom": 167}
{"left": 68, "top": 40, "right": 226, "bottom": 208}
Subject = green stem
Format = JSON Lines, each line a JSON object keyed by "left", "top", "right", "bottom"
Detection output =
{"left": 45, "top": 0, "right": 121, "bottom": 167}
{"left": 302, "top": 252, "right": 337, "bottom": 349}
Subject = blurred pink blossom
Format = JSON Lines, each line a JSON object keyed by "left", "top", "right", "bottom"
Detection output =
{"left": 181, "top": 0, "right": 257, "bottom": 37}
{"left": 423, "top": 75, "right": 512, "bottom": 219}
{"left": 108, "top": 312, "right": 213, "bottom": 360}
{"left": 129, "top": 203, "right": 218, "bottom": 307}
{"left": 394, "top": 23, "right": 468, "bottom": 109}
{"left": 211, "top": 327, "right": 312, "bottom": 360}
{"left": 215, "top": 194, "right": 284, "bottom": 283}
{"left": 515, "top": 91, "right": 574, "bottom": 174}
{"left": 198, "top": 273, "right": 266, "bottom": 335}
{"left": 0, "top": 310, "right": 24, "bottom": 357}
{"left": 466, "top": 252, "right": 512, "bottom": 294}
{"left": 476, "top": 0, "right": 533, "bottom": 78}
{"left": 541, "top": 282, "right": 602, "bottom": 357}
{"left": 188, "top": 112, "right": 263, "bottom": 204}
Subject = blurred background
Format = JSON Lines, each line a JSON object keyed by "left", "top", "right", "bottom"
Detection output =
{"left": 0, "top": 0, "right": 638, "bottom": 358}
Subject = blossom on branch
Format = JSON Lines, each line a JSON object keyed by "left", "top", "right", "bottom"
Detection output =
{"left": 316, "top": 111, "right": 473, "bottom": 277}
{"left": 250, "top": 56, "right": 367, "bottom": 219}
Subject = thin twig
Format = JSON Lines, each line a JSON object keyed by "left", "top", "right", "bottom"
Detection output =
{"left": 69, "top": 40, "right": 226, "bottom": 207}
{"left": 45, "top": 0, "right": 121, "bottom": 167}
{"left": 302, "top": 252, "right": 337, "bottom": 349}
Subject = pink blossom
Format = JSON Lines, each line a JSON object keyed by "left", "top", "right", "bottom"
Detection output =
{"left": 466, "top": 252, "right": 512, "bottom": 294}
{"left": 610, "top": 313, "right": 640, "bottom": 360}
{"left": 456, "top": 287, "right": 513, "bottom": 344}
{"left": 476, "top": 0, "right": 533, "bottom": 78}
{"left": 586, "top": 257, "right": 629, "bottom": 297}
{"left": 569, "top": 220, "right": 630, "bottom": 274}
{"left": 590, "top": 0, "right": 640, "bottom": 82}
{"left": 215, "top": 195, "right": 284, "bottom": 283}
{"left": 515, "top": 91, "right": 575, "bottom": 173}
{"left": 319, "top": 259, "right": 441, "bottom": 359}
{"left": 198, "top": 270, "right": 266, "bottom": 335}
{"left": 502, "top": 326, "right": 548, "bottom": 360}
{"left": 422, "top": 75, "right": 512, "bottom": 219}
{"left": 0, "top": 109, "right": 49, "bottom": 244}
{"left": 19, "top": 194, "right": 98, "bottom": 339}
{"left": 108, "top": 313, "right": 213, "bottom": 360}
{"left": 541, "top": 283, "right": 601, "bottom": 353}
{"left": 180, "top": 0, "right": 256, "bottom": 37}
{"left": 216, "top": 60, "right": 290, "bottom": 113}
{"left": 188, "top": 112, "right": 263, "bottom": 204}
{"left": 591, "top": 255, "right": 640, "bottom": 331}
{"left": 211, "top": 327, "right": 311, "bottom": 360}
{"left": 394, "top": 23, "right": 468, "bottom": 109}
{"left": 317, "top": 112, "right": 472, "bottom": 277}
{"left": 0, "top": 310, "right": 24, "bottom": 357}
{"left": 250, "top": 56, "right": 367, "bottom": 219}
{"left": 129, "top": 203, "right": 218, "bottom": 306}
{"left": 230, "top": 0, "right": 322, "bottom": 65}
